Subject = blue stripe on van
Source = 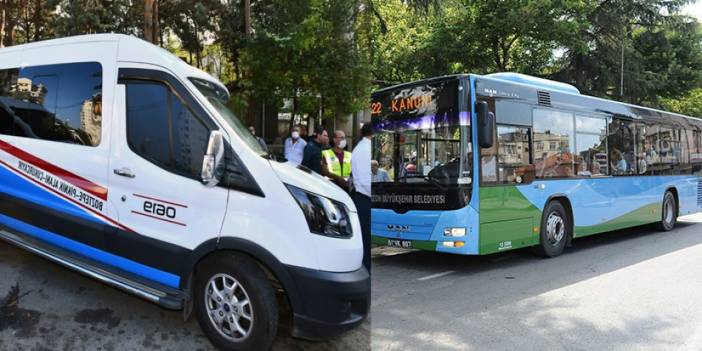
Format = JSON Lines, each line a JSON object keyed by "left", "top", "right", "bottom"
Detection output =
{"left": 0, "top": 212, "right": 180, "bottom": 288}
{"left": 0, "top": 162, "right": 104, "bottom": 226}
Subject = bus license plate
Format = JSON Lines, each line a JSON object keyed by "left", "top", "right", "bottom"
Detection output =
{"left": 387, "top": 239, "right": 412, "bottom": 249}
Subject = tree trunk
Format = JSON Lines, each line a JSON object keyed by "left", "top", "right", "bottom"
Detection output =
{"left": 153, "top": 0, "right": 160, "bottom": 45}
{"left": 32, "top": 0, "right": 43, "bottom": 42}
{"left": 1, "top": 0, "right": 6, "bottom": 48}
{"left": 144, "top": 0, "right": 159, "bottom": 44}
{"left": 4, "top": 8, "right": 15, "bottom": 47}
{"left": 243, "top": 0, "right": 251, "bottom": 37}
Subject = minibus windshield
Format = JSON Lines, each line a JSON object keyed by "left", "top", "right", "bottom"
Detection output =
{"left": 189, "top": 78, "right": 267, "bottom": 156}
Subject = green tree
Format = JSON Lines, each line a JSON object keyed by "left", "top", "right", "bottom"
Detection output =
{"left": 48, "top": 0, "right": 141, "bottom": 36}
{"left": 554, "top": 0, "right": 697, "bottom": 104}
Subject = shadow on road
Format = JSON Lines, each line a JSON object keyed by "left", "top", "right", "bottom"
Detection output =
{"left": 371, "top": 218, "right": 702, "bottom": 351}
{"left": 0, "top": 241, "right": 369, "bottom": 351}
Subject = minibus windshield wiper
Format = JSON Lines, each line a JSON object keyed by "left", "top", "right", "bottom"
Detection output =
{"left": 262, "top": 152, "right": 287, "bottom": 163}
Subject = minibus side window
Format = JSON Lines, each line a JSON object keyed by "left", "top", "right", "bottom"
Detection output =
{"left": 126, "top": 81, "right": 211, "bottom": 180}
{"left": 0, "top": 63, "right": 102, "bottom": 146}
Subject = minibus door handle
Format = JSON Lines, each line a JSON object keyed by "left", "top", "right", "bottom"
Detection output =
{"left": 113, "top": 167, "right": 136, "bottom": 179}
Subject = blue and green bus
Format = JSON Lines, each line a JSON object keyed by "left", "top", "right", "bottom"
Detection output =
{"left": 371, "top": 73, "right": 702, "bottom": 257}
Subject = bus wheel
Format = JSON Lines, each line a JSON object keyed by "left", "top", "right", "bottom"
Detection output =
{"left": 534, "top": 201, "right": 569, "bottom": 257}
{"left": 657, "top": 191, "right": 677, "bottom": 232}
{"left": 194, "top": 253, "right": 278, "bottom": 351}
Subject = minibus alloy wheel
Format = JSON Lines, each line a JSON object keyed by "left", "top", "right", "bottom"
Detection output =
{"left": 194, "top": 253, "right": 278, "bottom": 351}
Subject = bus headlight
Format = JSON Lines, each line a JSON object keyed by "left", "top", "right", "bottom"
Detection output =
{"left": 444, "top": 227, "right": 466, "bottom": 237}
{"left": 286, "top": 184, "right": 353, "bottom": 239}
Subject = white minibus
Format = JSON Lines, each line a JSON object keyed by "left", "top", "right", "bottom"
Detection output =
{"left": 0, "top": 34, "right": 368, "bottom": 350}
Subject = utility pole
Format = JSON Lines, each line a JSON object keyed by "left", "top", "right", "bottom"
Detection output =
{"left": 620, "top": 38, "right": 625, "bottom": 97}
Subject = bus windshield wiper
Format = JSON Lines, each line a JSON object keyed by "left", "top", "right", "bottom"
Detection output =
{"left": 424, "top": 175, "right": 447, "bottom": 191}
{"left": 396, "top": 175, "right": 447, "bottom": 191}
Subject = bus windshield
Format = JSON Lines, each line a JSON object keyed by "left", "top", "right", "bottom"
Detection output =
{"left": 371, "top": 78, "right": 472, "bottom": 211}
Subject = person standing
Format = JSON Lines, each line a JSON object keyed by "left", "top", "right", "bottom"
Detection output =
{"left": 322, "top": 130, "right": 352, "bottom": 189}
{"left": 248, "top": 125, "right": 268, "bottom": 152}
{"left": 302, "top": 126, "right": 328, "bottom": 175}
{"left": 371, "top": 160, "right": 391, "bottom": 183}
{"left": 351, "top": 123, "right": 372, "bottom": 272}
{"left": 284, "top": 125, "right": 307, "bottom": 166}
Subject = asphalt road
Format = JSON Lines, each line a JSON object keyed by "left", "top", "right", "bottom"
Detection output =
{"left": 371, "top": 213, "right": 702, "bottom": 351}
{"left": 0, "top": 242, "right": 369, "bottom": 351}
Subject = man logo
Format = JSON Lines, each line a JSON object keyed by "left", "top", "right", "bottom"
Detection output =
{"left": 387, "top": 224, "right": 410, "bottom": 232}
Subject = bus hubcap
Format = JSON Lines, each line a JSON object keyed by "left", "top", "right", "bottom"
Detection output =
{"left": 546, "top": 212, "right": 565, "bottom": 245}
{"left": 205, "top": 274, "right": 254, "bottom": 341}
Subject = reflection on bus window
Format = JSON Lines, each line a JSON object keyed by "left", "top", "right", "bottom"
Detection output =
{"left": 497, "top": 125, "right": 530, "bottom": 183}
{"left": 575, "top": 115, "right": 607, "bottom": 177}
{"left": 608, "top": 119, "right": 636, "bottom": 175}
{"left": 533, "top": 109, "right": 574, "bottom": 178}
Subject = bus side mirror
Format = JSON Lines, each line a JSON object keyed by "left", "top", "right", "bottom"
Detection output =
{"left": 477, "top": 101, "right": 494, "bottom": 148}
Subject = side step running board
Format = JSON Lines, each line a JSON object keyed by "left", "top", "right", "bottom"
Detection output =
{"left": 0, "top": 229, "right": 183, "bottom": 310}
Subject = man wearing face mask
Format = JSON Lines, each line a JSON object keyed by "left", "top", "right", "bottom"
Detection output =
{"left": 322, "top": 130, "right": 351, "bottom": 189}
{"left": 284, "top": 125, "right": 307, "bottom": 166}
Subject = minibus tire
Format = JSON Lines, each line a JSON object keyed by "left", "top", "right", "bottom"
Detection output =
{"left": 657, "top": 191, "right": 677, "bottom": 232}
{"left": 194, "top": 253, "right": 278, "bottom": 351}
{"left": 534, "top": 201, "right": 569, "bottom": 258}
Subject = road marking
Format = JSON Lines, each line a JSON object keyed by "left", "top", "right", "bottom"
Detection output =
{"left": 417, "top": 270, "right": 455, "bottom": 281}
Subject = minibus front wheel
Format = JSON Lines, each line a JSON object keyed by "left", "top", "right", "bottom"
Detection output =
{"left": 194, "top": 252, "right": 279, "bottom": 351}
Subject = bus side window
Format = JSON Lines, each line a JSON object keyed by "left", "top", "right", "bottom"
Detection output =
{"left": 533, "top": 109, "right": 575, "bottom": 178}
{"left": 496, "top": 125, "right": 532, "bottom": 183}
{"left": 659, "top": 126, "right": 681, "bottom": 175}
{"left": 608, "top": 119, "right": 636, "bottom": 176}
{"left": 574, "top": 115, "right": 608, "bottom": 177}
{"left": 690, "top": 128, "right": 702, "bottom": 174}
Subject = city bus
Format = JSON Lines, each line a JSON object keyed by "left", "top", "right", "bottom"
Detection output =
{"left": 371, "top": 73, "right": 702, "bottom": 257}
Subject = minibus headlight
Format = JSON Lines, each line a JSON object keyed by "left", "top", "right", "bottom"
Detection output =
{"left": 286, "top": 184, "right": 353, "bottom": 238}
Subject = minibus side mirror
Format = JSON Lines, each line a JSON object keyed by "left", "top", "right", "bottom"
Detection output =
{"left": 202, "top": 130, "right": 225, "bottom": 187}
{"left": 477, "top": 101, "right": 494, "bottom": 149}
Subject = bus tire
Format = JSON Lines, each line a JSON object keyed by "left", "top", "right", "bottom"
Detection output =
{"left": 534, "top": 201, "right": 569, "bottom": 257}
{"left": 657, "top": 191, "right": 677, "bottom": 232}
{"left": 194, "top": 252, "right": 278, "bottom": 351}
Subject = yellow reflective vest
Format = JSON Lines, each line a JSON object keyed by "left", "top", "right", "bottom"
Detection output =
{"left": 322, "top": 149, "right": 352, "bottom": 179}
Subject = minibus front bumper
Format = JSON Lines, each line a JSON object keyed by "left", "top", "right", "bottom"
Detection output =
{"left": 285, "top": 265, "right": 370, "bottom": 340}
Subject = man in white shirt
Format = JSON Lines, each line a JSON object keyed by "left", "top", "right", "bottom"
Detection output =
{"left": 284, "top": 125, "right": 307, "bottom": 166}
{"left": 351, "top": 123, "right": 372, "bottom": 272}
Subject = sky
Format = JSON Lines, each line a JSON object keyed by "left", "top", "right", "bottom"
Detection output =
{"left": 683, "top": 2, "right": 702, "bottom": 21}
